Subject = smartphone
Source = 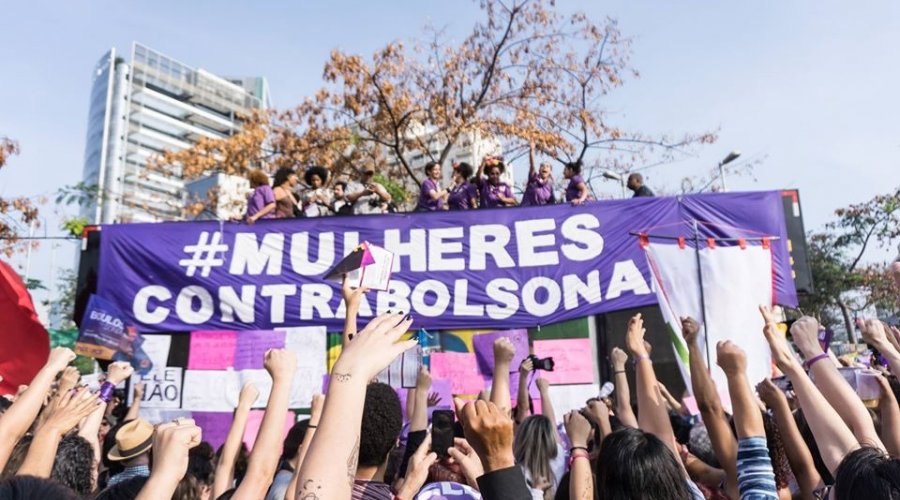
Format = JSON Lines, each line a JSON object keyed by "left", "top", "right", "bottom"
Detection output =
{"left": 431, "top": 410, "right": 455, "bottom": 459}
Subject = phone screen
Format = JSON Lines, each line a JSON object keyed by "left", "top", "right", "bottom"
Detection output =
{"left": 431, "top": 410, "right": 455, "bottom": 459}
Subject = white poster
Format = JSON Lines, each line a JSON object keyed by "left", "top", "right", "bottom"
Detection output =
{"left": 130, "top": 367, "right": 183, "bottom": 409}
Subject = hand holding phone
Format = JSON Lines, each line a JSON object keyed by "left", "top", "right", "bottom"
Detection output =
{"left": 431, "top": 410, "right": 455, "bottom": 459}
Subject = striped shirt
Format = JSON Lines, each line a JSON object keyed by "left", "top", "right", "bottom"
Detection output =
{"left": 736, "top": 436, "right": 778, "bottom": 500}
{"left": 351, "top": 479, "right": 395, "bottom": 500}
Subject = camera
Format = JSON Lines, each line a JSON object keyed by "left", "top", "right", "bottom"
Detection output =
{"left": 528, "top": 354, "right": 555, "bottom": 372}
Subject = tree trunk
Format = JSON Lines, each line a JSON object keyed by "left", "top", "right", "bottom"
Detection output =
{"left": 837, "top": 298, "right": 857, "bottom": 345}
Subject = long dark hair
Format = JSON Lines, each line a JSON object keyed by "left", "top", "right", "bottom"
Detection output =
{"left": 834, "top": 447, "right": 900, "bottom": 499}
{"left": 596, "top": 427, "right": 692, "bottom": 500}
{"left": 272, "top": 167, "right": 296, "bottom": 188}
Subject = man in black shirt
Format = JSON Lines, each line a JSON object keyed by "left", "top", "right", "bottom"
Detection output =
{"left": 627, "top": 173, "right": 655, "bottom": 197}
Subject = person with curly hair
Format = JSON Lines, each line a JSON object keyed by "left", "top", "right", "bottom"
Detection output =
{"left": 50, "top": 434, "right": 95, "bottom": 495}
{"left": 474, "top": 156, "right": 517, "bottom": 208}
{"left": 300, "top": 166, "right": 332, "bottom": 217}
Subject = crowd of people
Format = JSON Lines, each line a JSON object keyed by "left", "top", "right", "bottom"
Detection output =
{"left": 1, "top": 265, "right": 899, "bottom": 499}
{"left": 243, "top": 144, "right": 656, "bottom": 223}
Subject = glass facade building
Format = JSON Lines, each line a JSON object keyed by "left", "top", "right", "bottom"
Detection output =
{"left": 80, "top": 43, "right": 270, "bottom": 223}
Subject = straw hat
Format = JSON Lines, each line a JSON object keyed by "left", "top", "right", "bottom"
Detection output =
{"left": 108, "top": 419, "right": 154, "bottom": 461}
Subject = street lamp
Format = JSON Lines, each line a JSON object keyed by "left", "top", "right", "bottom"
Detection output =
{"left": 602, "top": 170, "right": 627, "bottom": 198}
{"left": 717, "top": 150, "right": 741, "bottom": 191}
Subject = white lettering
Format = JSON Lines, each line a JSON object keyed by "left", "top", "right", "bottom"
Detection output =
{"left": 411, "top": 280, "right": 451, "bottom": 317}
{"left": 470, "top": 225, "right": 515, "bottom": 271}
{"left": 606, "top": 260, "right": 651, "bottom": 299}
{"left": 377, "top": 281, "right": 412, "bottom": 314}
{"left": 453, "top": 279, "right": 484, "bottom": 316}
{"left": 229, "top": 233, "right": 284, "bottom": 275}
{"left": 485, "top": 278, "right": 519, "bottom": 319}
{"left": 563, "top": 271, "right": 602, "bottom": 309}
{"left": 290, "top": 232, "right": 335, "bottom": 276}
{"left": 521, "top": 277, "right": 561, "bottom": 317}
{"left": 561, "top": 214, "right": 605, "bottom": 261}
{"left": 300, "top": 284, "right": 335, "bottom": 320}
{"left": 384, "top": 229, "right": 427, "bottom": 272}
{"left": 515, "top": 219, "right": 559, "bottom": 267}
{"left": 218, "top": 285, "right": 256, "bottom": 323}
{"left": 175, "top": 286, "right": 214, "bottom": 324}
{"left": 428, "top": 227, "right": 465, "bottom": 271}
{"left": 133, "top": 286, "right": 171, "bottom": 324}
{"left": 260, "top": 284, "right": 297, "bottom": 323}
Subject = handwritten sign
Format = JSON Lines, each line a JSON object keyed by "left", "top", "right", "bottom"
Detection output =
{"left": 376, "top": 347, "right": 421, "bottom": 389}
{"left": 472, "top": 329, "right": 529, "bottom": 375}
{"left": 188, "top": 331, "right": 237, "bottom": 369}
{"left": 130, "top": 367, "right": 183, "bottom": 409}
{"left": 242, "top": 409, "right": 295, "bottom": 451}
{"left": 234, "top": 330, "right": 286, "bottom": 370}
{"left": 181, "top": 370, "right": 236, "bottom": 412}
{"left": 281, "top": 326, "right": 327, "bottom": 407}
{"left": 430, "top": 352, "right": 484, "bottom": 395}
{"left": 532, "top": 339, "right": 594, "bottom": 384}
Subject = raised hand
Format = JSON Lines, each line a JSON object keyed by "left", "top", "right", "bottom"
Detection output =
{"left": 396, "top": 434, "right": 438, "bottom": 500}
{"left": 858, "top": 319, "right": 889, "bottom": 349}
{"left": 46, "top": 347, "right": 76, "bottom": 374}
{"left": 427, "top": 392, "right": 442, "bottom": 408}
{"left": 41, "top": 387, "right": 99, "bottom": 435}
{"left": 447, "top": 437, "right": 484, "bottom": 488}
{"left": 332, "top": 312, "right": 416, "bottom": 382}
{"left": 760, "top": 306, "right": 798, "bottom": 372}
{"left": 756, "top": 378, "right": 787, "bottom": 410}
{"left": 563, "top": 410, "right": 592, "bottom": 448}
{"left": 132, "top": 382, "right": 146, "bottom": 402}
{"left": 585, "top": 400, "right": 610, "bottom": 428}
{"left": 535, "top": 377, "right": 550, "bottom": 393}
{"left": 625, "top": 313, "right": 648, "bottom": 357}
{"left": 416, "top": 365, "right": 432, "bottom": 391}
{"left": 716, "top": 341, "right": 747, "bottom": 377}
{"left": 790, "top": 316, "right": 823, "bottom": 359}
{"left": 341, "top": 273, "right": 369, "bottom": 306}
{"left": 309, "top": 393, "right": 325, "bottom": 423}
{"left": 518, "top": 357, "right": 534, "bottom": 376}
{"left": 680, "top": 316, "right": 701, "bottom": 345}
{"left": 107, "top": 361, "right": 134, "bottom": 385}
{"left": 453, "top": 398, "right": 515, "bottom": 473}
{"left": 237, "top": 382, "right": 259, "bottom": 409}
{"left": 263, "top": 348, "right": 298, "bottom": 384}
{"left": 58, "top": 367, "right": 81, "bottom": 394}
{"left": 611, "top": 347, "right": 628, "bottom": 370}
{"left": 144, "top": 418, "right": 203, "bottom": 494}
{"left": 493, "top": 337, "right": 516, "bottom": 366}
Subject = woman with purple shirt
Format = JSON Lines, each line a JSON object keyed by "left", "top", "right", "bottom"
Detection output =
{"left": 245, "top": 168, "right": 277, "bottom": 224}
{"left": 475, "top": 156, "right": 517, "bottom": 208}
{"left": 521, "top": 142, "right": 555, "bottom": 206}
{"left": 447, "top": 162, "right": 479, "bottom": 210}
{"left": 564, "top": 160, "right": 589, "bottom": 205}
{"left": 417, "top": 161, "right": 448, "bottom": 211}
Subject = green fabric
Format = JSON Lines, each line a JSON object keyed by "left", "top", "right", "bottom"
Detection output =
{"left": 528, "top": 317, "right": 590, "bottom": 340}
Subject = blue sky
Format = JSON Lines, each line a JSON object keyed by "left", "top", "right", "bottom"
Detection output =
{"left": 1, "top": 1, "right": 899, "bottom": 308}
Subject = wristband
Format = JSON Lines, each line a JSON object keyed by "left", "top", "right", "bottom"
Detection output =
{"left": 308, "top": 424, "right": 317, "bottom": 429}
{"left": 568, "top": 452, "right": 589, "bottom": 469}
{"left": 803, "top": 352, "right": 829, "bottom": 370}
{"left": 614, "top": 370, "right": 626, "bottom": 375}
{"left": 98, "top": 381, "right": 116, "bottom": 403}
{"left": 632, "top": 355, "right": 650, "bottom": 365}
{"left": 569, "top": 446, "right": 589, "bottom": 454}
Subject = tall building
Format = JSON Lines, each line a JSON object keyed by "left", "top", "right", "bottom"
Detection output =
{"left": 80, "top": 43, "right": 270, "bottom": 224}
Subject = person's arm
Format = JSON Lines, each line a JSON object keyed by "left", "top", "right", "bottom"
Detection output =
{"left": 17, "top": 387, "right": 99, "bottom": 478}
{"left": 340, "top": 274, "right": 368, "bottom": 350}
{"left": 874, "top": 373, "right": 900, "bottom": 457}
{"left": 448, "top": 437, "right": 485, "bottom": 490}
{"left": 284, "top": 394, "right": 324, "bottom": 500}
{"left": 136, "top": 419, "right": 203, "bottom": 500}
{"left": 125, "top": 382, "right": 144, "bottom": 421}
{"left": 490, "top": 338, "right": 516, "bottom": 416}
{"left": 213, "top": 382, "right": 258, "bottom": 499}
{"left": 657, "top": 381, "right": 688, "bottom": 417}
{"left": 535, "top": 377, "right": 557, "bottom": 434}
{"left": 298, "top": 313, "right": 416, "bottom": 499}
{"left": 515, "top": 358, "right": 533, "bottom": 424}
{"left": 564, "top": 411, "right": 594, "bottom": 500}
{"left": 681, "top": 316, "right": 738, "bottom": 498}
{"left": 683, "top": 451, "right": 727, "bottom": 490}
{"left": 370, "top": 183, "right": 392, "bottom": 203}
{"left": 412, "top": 367, "right": 431, "bottom": 432}
{"left": 610, "top": 347, "right": 638, "bottom": 428}
{"left": 232, "top": 350, "right": 296, "bottom": 500}
{"left": 757, "top": 378, "right": 822, "bottom": 496}
{"left": 625, "top": 314, "right": 680, "bottom": 459}
{"left": 0, "top": 347, "right": 74, "bottom": 472}
{"left": 528, "top": 142, "right": 537, "bottom": 178}
{"left": 396, "top": 434, "right": 439, "bottom": 500}
{"left": 791, "top": 316, "right": 884, "bottom": 451}
{"left": 585, "top": 400, "right": 612, "bottom": 444}
{"left": 572, "top": 182, "right": 588, "bottom": 205}
{"left": 497, "top": 186, "right": 518, "bottom": 206}
{"left": 761, "top": 308, "right": 859, "bottom": 475}
{"left": 454, "top": 398, "right": 532, "bottom": 500}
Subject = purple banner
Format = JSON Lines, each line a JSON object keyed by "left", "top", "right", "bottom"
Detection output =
{"left": 97, "top": 191, "right": 797, "bottom": 333}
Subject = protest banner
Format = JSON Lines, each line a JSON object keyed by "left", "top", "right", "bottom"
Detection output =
{"left": 130, "top": 367, "right": 183, "bottom": 409}
{"left": 96, "top": 192, "right": 797, "bottom": 333}
{"left": 76, "top": 294, "right": 130, "bottom": 360}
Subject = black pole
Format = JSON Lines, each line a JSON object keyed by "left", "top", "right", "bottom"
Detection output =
{"left": 692, "top": 219, "right": 712, "bottom": 373}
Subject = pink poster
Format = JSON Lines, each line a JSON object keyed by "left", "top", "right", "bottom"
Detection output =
{"left": 188, "top": 331, "right": 237, "bottom": 370}
{"left": 242, "top": 410, "right": 295, "bottom": 451}
{"left": 430, "top": 352, "right": 485, "bottom": 395}
{"left": 532, "top": 339, "right": 594, "bottom": 384}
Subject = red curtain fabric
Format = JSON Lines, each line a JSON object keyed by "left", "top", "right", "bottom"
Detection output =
{"left": 0, "top": 260, "right": 50, "bottom": 395}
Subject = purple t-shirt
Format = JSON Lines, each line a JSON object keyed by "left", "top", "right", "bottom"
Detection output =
{"left": 478, "top": 180, "right": 514, "bottom": 209}
{"left": 448, "top": 182, "right": 477, "bottom": 210}
{"left": 521, "top": 172, "right": 554, "bottom": 206}
{"left": 418, "top": 178, "right": 445, "bottom": 211}
{"left": 565, "top": 175, "right": 586, "bottom": 202}
{"left": 246, "top": 185, "right": 276, "bottom": 219}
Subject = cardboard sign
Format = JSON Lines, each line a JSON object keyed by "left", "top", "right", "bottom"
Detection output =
{"left": 188, "top": 331, "right": 237, "bottom": 369}
{"left": 430, "top": 352, "right": 484, "bottom": 395}
{"left": 130, "top": 367, "right": 183, "bottom": 409}
{"left": 532, "top": 338, "right": 594, "bottom": 384}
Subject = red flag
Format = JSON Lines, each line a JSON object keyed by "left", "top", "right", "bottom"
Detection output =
{"left": 0, "top": 260, "right": 50, "bottom": 395}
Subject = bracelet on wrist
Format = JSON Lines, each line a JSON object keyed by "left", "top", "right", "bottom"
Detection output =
{"left": 308, "top": 424, "right": 317, "bottom": 429}
{"left": 632, "top": 354, "right": 650, "bottom": 365}
{"left": 568, "top": 453, "right": 589, "bottom": 469}
{"left": 614, "top": 370, "right": 626, "bottom": 375}
{"left": 803, "top": 352, "right": 829, "bottom": 370}
{"left": 569, "top": 446, "right": 589, "bottom": 454}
